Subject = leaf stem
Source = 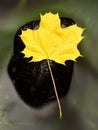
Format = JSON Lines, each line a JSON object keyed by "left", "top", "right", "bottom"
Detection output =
{"left": 47, "top": 59, "right": 62, "bottom": 119}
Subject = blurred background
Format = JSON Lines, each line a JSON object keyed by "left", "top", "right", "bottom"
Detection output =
{"left": 0, "top": 0, "right": 98, "bottom": 130}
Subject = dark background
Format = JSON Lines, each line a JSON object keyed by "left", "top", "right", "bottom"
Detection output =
{"left": 0, "top": 0, "right": 98, "bottom": 130}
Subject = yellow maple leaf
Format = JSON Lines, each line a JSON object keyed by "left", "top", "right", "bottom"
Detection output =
{"left": 20, "top": 12, "right": 84, "bottom": 65}
{"left": 19, "top": 12, "right": 84, "bottom": 119}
